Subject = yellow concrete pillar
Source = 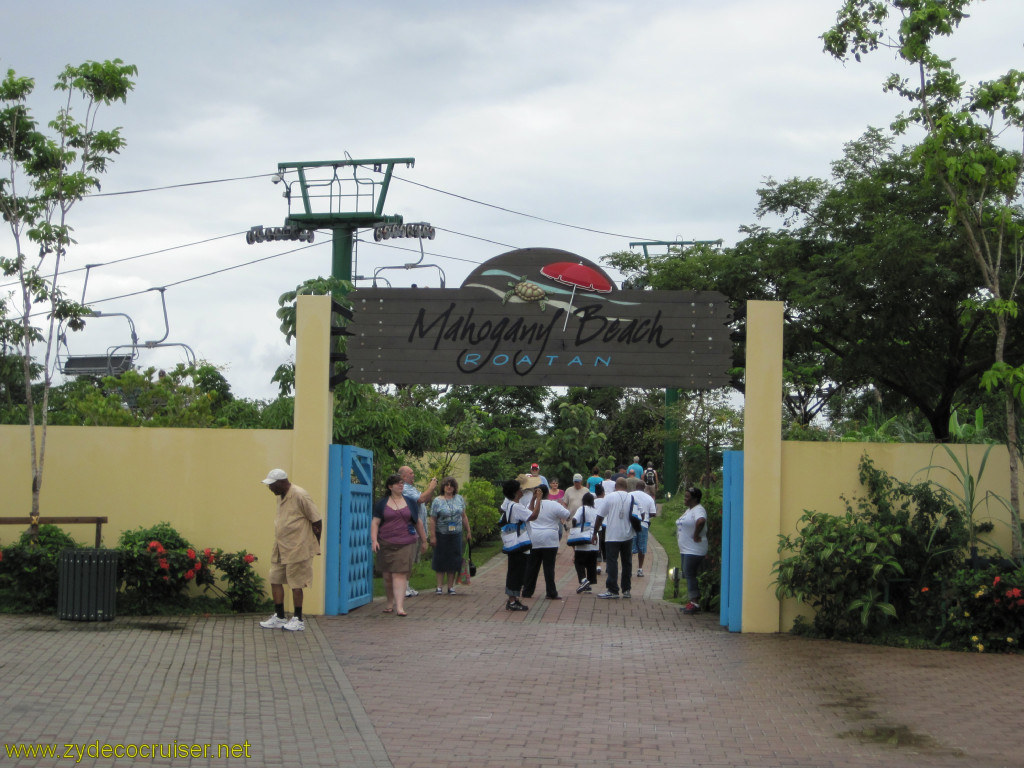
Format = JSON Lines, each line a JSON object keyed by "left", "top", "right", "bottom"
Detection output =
{"left": 742, "top": 300, "right": 784, "bottom": 632}
{"left": 291, "top": 294, "right": 333, "bottom": 615}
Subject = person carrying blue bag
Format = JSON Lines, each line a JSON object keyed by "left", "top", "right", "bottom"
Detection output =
{"left": 568, "top": 492, "right": 600, "bottom": 593}
{"left": 499, "top": 475, "right": 541, "bottom": 612}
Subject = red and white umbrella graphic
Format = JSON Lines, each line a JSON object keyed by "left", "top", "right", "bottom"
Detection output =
{"left": 540, "top": 261, "right": 613, "bottom": 329}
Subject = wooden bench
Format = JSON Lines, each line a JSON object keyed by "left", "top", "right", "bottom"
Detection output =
{"left": 0, "top": 516, "right": 109, "bottom": 548}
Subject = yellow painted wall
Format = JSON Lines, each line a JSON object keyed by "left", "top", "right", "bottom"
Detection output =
{"left": 738, "top": 299, "right": 1021, "bottom": 633}
{"left": 742, "top": 301, "right": 784, "bottom": 633}
{"left": 0, "top": 423, "right": 294, "bottom": 575}
{"left": 777, "top": 441, "right": 1020, "bottom": 632}
{"left": 1, "top": 296, "right": 474, "bottom": 617}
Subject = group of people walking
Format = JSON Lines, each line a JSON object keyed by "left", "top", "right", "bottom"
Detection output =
{"left": 365, "top": 459, "right": 709, "bottom": 618}
{"left": 499, "top": 461, "right": 708, "bottom": 615}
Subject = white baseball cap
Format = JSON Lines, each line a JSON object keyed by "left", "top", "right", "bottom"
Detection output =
{"left": 262, "top": 468, "right": 288, "bottom": 484}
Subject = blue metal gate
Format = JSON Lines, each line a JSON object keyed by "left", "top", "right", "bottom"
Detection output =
{"left": 721, "top": 450, "right": 743, "bottom": 632}
{"left": 325, "top": 444, "right": 374, "bottom": 614}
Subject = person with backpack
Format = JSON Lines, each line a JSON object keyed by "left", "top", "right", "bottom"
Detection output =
{"left": 642, "top": 463, "right": 659, "bottom": 496}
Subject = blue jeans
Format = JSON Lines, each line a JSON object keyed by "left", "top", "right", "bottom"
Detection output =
{"left": 681, "top": 554, "right": 705, "bottom": 603}
{"left": 604, "top": 539, "right": 633, "bottom": 595}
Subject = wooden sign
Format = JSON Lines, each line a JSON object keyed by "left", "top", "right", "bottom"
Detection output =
{"left": 346, "top": 248, "right": 732, "bottom": 389}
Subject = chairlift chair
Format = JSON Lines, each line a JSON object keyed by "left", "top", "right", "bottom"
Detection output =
{"left": 58, "top": 265, "right": 140, "bottom": 377}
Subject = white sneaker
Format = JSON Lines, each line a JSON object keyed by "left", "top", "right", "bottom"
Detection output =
{"left": 447, "top": 587, "right": 456, "bottom": 595}
{"left": 282, "top": 616, "right": 305, "bottom": 631}
{"left": 636, "top": 568, "right": 644, "bottom": 577}
{"left": 622, "top": 590, "right": 631, "bottom": 599}
{"left": 259, "top": 614, "right": 288, "bottom": 629}
{"left": 435, "top": 587, "right": 443, "bottom": 594}
{"left": 598, "top": 591, "right": 619, "bottom": 599}
{"left": 576, "top": 578, "right": 591, "bottom": 594}
{"left": 405, "top": 587, "right": 419, "bottom": 597}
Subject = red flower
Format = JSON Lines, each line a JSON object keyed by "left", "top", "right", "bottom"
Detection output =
{"left": 184, "top": 569, "right": 195, "bottom": 581}
{"left": 920, "top": 587, "right": 929, "bottom": 593}
{"left": 194, "top": 560, "right": 202, "bottom": 570}
{"left": 158, "top": 558, "right": 169, "bottom": 570}
{"left": 0, "top": 550, "right": 4, "bottom": 563}
{"left": 207, "top": 554, "right": 215, "bottom": 564}
{"left": 1008, "top": 588, "right": 1022, "bottom": 599}
{"left": 1017, "top": 599, "right": 1024, "bottom": 607}
{"left": 203, "top": 547, "right": 212, "bottom": 557}
{"left": 162, "top": 575, "right": 170, "bottom": 582}
{"left": 994, "top": 576, "right": 1001, "bottom": 586}
{"left": 148, "top": 541, "right": 160, "bottom": 551}
{"left": 187, "top": 549, "right": 196, "bottom": 560}
{"left": 243, "top": 554, "right": 256, "bottom": 564}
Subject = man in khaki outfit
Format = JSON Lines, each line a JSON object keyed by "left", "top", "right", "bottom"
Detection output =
{"left": 258, "top": 469, "right": 322, "bottom": 631}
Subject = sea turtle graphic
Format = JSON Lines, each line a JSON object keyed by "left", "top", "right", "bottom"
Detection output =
{"left": 502, "top": 275, "right": 548, "bottom": 311}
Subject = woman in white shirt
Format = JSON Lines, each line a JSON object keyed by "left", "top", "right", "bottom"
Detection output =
{"left": 675, "top": 486, "right": 708, "bottom": 615}
{"left": 500, "top": 477, "right": 540, "bottom": 612}
{"left": 520, "top": 484, "right": 570, "bottom": 600}
{"left": 570, "top": 492, "right": 600, "bottom": 593}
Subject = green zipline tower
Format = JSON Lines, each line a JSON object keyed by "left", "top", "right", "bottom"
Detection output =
{"left": 629, "top": 239, "right": 724, "bottom": 496}
{"left": 248, "top": 157, "right": 415, "bottom": 282}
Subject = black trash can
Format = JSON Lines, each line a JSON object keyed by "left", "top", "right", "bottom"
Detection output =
{"left": 58, "top": 549, "right": 118, "bottom": 621}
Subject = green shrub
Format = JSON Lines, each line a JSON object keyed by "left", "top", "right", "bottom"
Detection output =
{"left": 117, "top": 522, "right": 215, "bottom": 613}
{"left": 774, "top": 456, "right": 971, "bottom": 640}
{"left": 462, "top": 478, "right": 502, "bottom": 542}
{"left": 942, "top": 566, "right": 1024, "bottom": 653}
{"left": 0, "top": 525, "right": 84, "bottom": 612}
{"left": 774, "top": 509, "right": 904, "bottom": 638}
{"left": 210, "top": 549, "right": 266, "bottom": 612}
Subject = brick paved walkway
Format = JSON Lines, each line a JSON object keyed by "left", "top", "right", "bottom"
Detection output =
{"left": 1, "top": 536, "right": 1021, "bottom": 767}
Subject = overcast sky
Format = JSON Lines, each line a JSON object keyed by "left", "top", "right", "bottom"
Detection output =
{"left": 3, "top": 1, "right": 1022, "bottom": 400}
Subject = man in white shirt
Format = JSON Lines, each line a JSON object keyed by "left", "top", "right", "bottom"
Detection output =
{"left": 629, "top": 485, "right": 657, "bottom": 578}
{"left": 592, "top": 477, "right": 635, "bottom": 598}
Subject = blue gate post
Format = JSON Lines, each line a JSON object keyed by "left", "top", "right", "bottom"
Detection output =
{"left": 721, "top": 450, "right": 744, "bottom": 632}
{"left": 325, "top": 444, "right": 374, "bottom": 615}
{"left": 325, "top": 446, "right": 343, "bottom": 615}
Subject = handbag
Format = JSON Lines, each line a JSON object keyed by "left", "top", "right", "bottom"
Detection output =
{"left": 567, "top": 508, "right": 594, "bottom": 546}
{"left": 628, "top": 496, "right": 643, "bottom": 533}
{"left": 499, "top": 501, "right": 532, "bottom": 553}
{"left": 459, "top": 541, "right": 475, "bottom": 584}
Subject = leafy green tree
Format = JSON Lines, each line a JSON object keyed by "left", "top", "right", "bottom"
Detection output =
{"left": 0, "top": 60, "right": 137, "bottom": 516}
{"left": 605, "top": 129, "right": 1018, "bottom": 441}
{"left": 275, "top": 276, "right": 445, "bottom": 467}
{"left": 46, "top": 363, "right": 251, "bottom": 427}
{"left": 538, "top": 401, "right": 614, "bottom": 483}
{"left": 824, "top": 0, "right": 1024, "bottom": 555}
{"left": 559, "top": 386, "right": 664, "bottom": 469}
{"left": 669, "top": 389, "right": 743, "bottom": 488}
